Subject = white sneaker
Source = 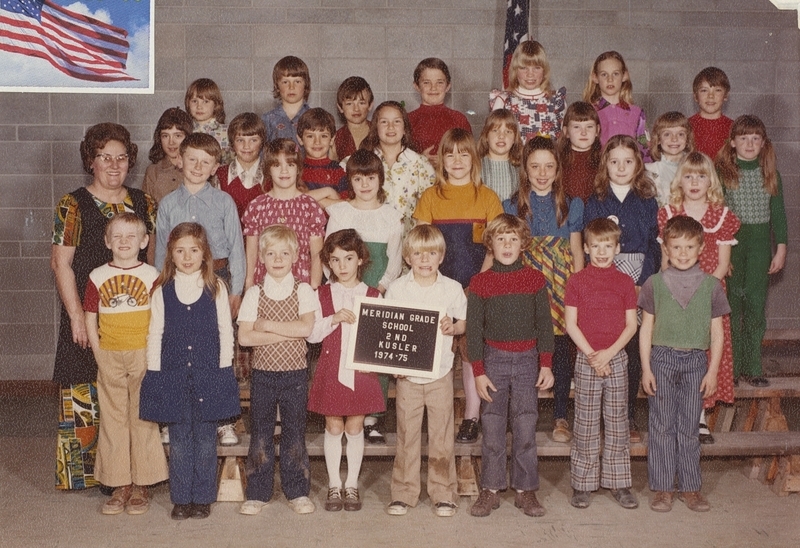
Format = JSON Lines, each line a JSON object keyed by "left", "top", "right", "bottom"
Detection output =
{"left": 240, "top": 499, "right": 269, "bottom": 515}
{"left": 434, "top": 501, "right": 457, "bottom": 517}
{"left": 217, "top": 424, "right": 238, "bottom": 446}
{"left": 160, "top": 426, "right": 169, "bottom": 445}
{"left": 288, "top": 496, "right": 315, "bottom": 514}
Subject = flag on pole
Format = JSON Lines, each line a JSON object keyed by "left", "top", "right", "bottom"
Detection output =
{"left": 0, "top": 0, "right": 135, "bottom": 82}
{"left": 503, "top": 0, "right": 530, "bottom": 89}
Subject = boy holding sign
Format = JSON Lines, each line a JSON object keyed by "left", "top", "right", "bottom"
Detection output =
{"left": 384, "top": 225, "right": 467, "bottom": 518}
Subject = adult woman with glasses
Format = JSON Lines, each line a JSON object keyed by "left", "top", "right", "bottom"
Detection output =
{"left": 51, "top": 122, "right": 156, "bottom": 490}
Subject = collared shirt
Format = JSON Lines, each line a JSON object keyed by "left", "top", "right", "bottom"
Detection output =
{"left": 142, "top": 157, "right": 183, "bottom": 204}
{"left": 238, "top": 273, "right": 316, "bottom": 324}
{"left": 374, "top": 147, "right": 436, "bottom": 237}
{"left": 230, "top": 159, "right": 262, "bottom": 191}
{"left": 155, "top": 183, "right": 245, "bottom": 295}
{"left": 262, "top": 103, "right": 310, "bottom": 145}
{"left": 385, "top": 270, "right": 467, "bottom": 384}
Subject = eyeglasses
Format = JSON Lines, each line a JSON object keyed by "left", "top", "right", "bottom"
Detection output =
{"left": 95, "top": 153, "right": 129, "bottom": 165}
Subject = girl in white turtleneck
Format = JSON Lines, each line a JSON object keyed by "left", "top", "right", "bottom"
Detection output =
{"left": 489, "top": 40, "right": 566, "bottom": 143}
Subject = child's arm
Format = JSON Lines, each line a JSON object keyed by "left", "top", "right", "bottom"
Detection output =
{"left": 305, "top": 187, "right": 341, "bottom": 210}
{"left": 216, "top": 282, "right": 235, "bottom": 367}
{"left": 700, "top": 316, "right": 723, "bottom": 398}
{"left": 253, "top": 311, "right": 315, "bottom": 339}
{"left": 589, "top": 308, "right": 637, "bottom": 375}
{"left": 439, "top": 316, "right": 466, "bottom": 337}
{"left": 146, "top": 287, "right": 164, "bottom": 371}
{"left": 239, "top": 321, "right": 296, "bottom": 347}
{"left": 565, "top": 305, "right": 594, "bottom": 356}
{"left": 713, "top": 243, "right": 732, "bottom": 280}
{"left": 466, "top": 288, "right": 496, "bottom": 402}
{"left": 769, "top": 173, "right": 788, "bottom": 274}
{"left": 245, "top": 235, "right": 258, "bottom": 292}
{"left": 85, "top": 311, "right": 100, "bottom": 354}
{"left": 378, "top": 216, "right": 404, "bottom": 294}
{"left": 309, "top": 235, "right": 323, "bottom": 289}
{"left": 223, "top": 197, "right": 245, "bottom": 316}
{"left": 570, "top": 232, "right": 584, "bottom": 273}
{"left": 639, "top": 310, "right": 656, "bottom": 396}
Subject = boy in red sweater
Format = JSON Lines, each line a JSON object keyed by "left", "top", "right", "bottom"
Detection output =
{"left": 408, "top": 57, "right": 472, "bottom": 167}
{"left": 466, "top": 213, "right": 554, "bottom": 518}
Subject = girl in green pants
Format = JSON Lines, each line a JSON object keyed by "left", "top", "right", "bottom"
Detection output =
{"left": 715, "top": 115, "right": 787, "bottom": 387}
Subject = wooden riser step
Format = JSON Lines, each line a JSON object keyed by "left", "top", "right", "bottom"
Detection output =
{"left": 213, "top": 431, "right": 800, "bottom": 459}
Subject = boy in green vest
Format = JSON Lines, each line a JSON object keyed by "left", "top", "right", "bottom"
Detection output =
{"left": 639, "top": 216, "right": 729, "bottom": 513}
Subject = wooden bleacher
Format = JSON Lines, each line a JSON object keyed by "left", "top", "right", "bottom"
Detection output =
{"left": 214, "top": 376, "right": 800, "bottom": 500}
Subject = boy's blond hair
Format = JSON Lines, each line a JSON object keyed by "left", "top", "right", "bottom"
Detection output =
{"left": 105, "top": 211, "right": 146, "bottom": 239}
{"left": 482, "top": 213, "right": 532, "bottom": 250}
{"left": 583, "top": 217, "right": 621, "bottom": 245}
{"left": 402, "top": 224, "right": 446, "bottom": 260}
{"left": 258, "top": 225, "right": 299, "bottom": 258}
{"left": 272, "top": 56, "right": 310, "bottom": 101}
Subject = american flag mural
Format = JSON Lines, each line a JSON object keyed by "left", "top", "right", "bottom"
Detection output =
{"left": 0, "top": 0, "right": 135, "bottom": 82}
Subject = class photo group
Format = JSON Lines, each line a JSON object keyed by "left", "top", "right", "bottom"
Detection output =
{"left": 51, "top": 39, "right": 787, "bottom": 522}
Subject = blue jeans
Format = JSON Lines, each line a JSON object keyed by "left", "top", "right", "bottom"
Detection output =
{"left": 245, "top": 369, "right": 310, "bottom": 502}
{"left": 169, "top": 417, "right": 218, "bottom": 505}
{"left": 479, "top": 346, "right": 540, "bottom": 491}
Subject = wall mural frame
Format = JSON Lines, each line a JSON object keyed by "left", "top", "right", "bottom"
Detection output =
{"left": 0, "top": 0, "right": 153, "bottom": 93}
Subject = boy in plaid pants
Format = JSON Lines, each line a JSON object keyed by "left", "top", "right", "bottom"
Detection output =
{"left": 564, "top": 218, "right": 639, "bottom": 510}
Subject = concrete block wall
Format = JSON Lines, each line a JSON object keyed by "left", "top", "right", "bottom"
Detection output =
{"left": 0, "top": 0, "right": 797, "bottom": 380}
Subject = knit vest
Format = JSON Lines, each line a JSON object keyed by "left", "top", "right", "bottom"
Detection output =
{"left": 651, "top": 274, "right": 717, "bottom": 350}
{"left": 724, "top": 158, "right": 770, "bottom": 225}
{"left": 251, "top": 281, "right": 307, "bottom": 371}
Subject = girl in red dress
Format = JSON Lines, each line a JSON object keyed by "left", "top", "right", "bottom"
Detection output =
{"left": 307, "top": 229, "right": 385, "bottom": 512}
{"left": 657, "top": 151, "right": 740, "bottom": 444}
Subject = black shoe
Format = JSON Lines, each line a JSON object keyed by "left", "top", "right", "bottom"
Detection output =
{"left": 699, "top": 424, "right": 715, "bottom": 445}
{"left": 570, "top": 490, "right": 591, "bottom": 509}
{"left": 748, "top": 376, "right": 769, "bottom": 387}
{"left": 456, "top": 418, "right": 479, "bottom": 443}
{"left": 99, "top": 484, "right": 114, "bottom": 497}
{"left": 733, "top": 377, "right": 740, "bottom": 387}
{"left": 171, "top": 504, "right": 192, "bottom": 520}
{"left": 190, "top": 503, "right": 211, "bottom": 519}
{"left": 364, "top": 424, "right": 385, "bottom": 445}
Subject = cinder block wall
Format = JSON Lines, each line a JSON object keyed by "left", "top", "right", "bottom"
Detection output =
{"left": 1, "top": 0, "right": 797, "bottom": 380}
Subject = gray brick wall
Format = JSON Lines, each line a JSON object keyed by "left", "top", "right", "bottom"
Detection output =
{"left": 0, "top": 0, "right": 797, "bottom": 379}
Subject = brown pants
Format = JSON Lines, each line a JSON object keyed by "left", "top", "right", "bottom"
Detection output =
{"left": 391, "top": 371, "right": 458, "bottom": 506}
{"left": 95, "top": 348, "right": 168, "bottom": 487}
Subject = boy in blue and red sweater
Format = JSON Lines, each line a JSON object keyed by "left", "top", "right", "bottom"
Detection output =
{"left": 466, "top": 213, "right": 554, "bottom": 519}
{"left": 297, "top": 108, "right": 347, "bottom": 210}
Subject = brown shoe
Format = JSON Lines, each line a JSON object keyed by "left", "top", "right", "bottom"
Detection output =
{"left": 324, "top": 487, "right": 343, "bottom": 512}
{"left": 101, "top": 485, "right": 132, "bottom": 515}
{"left": 649, "top": 491, "right": 674, "bottom": 512}
{"left": 552, "top": 418, "right": 572, "bottom": 443}
{"left": 343, "top": 487, "right": 362, "bottom": 511}
{"left": 678, "top": 491, "right": 710, "bottom": 512}
{"left": 470, "top": 489, "right": 500, "bottom": 517}
{"left": 126, "top": 485, "right": 150, "bottom": 515}
{"left": 514, "top": 490, "right": 546, "bottom": 517}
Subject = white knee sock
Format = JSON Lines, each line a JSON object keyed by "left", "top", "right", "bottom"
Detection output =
{"left": 699, "top": 408, "right": 707, "bottom": 425}
{"left": 324, "top": 430, "right": 343, "bottom": 489}
{"left": 462, "top": 361, "right": 480, "bottom": 420}
{"left": 344, "top": 430, "right": 365, "bottom": 489}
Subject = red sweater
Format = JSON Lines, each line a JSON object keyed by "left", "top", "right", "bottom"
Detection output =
{"left": 466, "top": 260, "right": 554, "bottom": 376}
{"left": 408, "top": 103, "right": 472, "bottom": 154}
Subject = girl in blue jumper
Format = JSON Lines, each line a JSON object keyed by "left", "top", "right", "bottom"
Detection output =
{"left": 504, "top": 135, "right": 584, "bottom": 444}
{"left": 584, "top": 135, "right": 660, "bottom": 442}
{"left": 140, "top": 223, "right": 240, "bottom": 520}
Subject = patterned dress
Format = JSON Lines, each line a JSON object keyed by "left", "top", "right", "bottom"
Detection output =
{"left": 241, "top": 193, "right": 326, "bottom": 285}
{"left": 658, "top": 203, "right": 741, "bottom": 406}
{"left": 489, "top": 87, "right": 567, "bottom": 142}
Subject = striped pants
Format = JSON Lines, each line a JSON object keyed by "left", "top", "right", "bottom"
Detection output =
{"left": 570, "top": 350, "right": 631, "bottom": 491}
{"left": 647, "top": 346, "right": 705, "bottom": 492}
